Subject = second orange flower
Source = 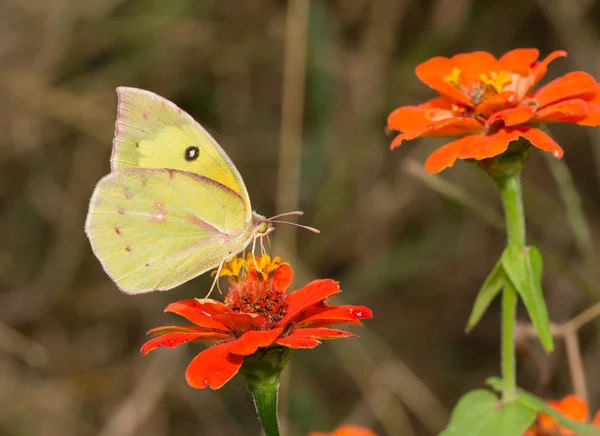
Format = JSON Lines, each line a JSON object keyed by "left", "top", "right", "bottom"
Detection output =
{"left": 387, "top": 49, "right": 600, "bottom": 173}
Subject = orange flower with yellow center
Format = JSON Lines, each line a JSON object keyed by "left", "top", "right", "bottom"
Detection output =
{"left": 387, "top": 49, "right": 600, "bottom": 173}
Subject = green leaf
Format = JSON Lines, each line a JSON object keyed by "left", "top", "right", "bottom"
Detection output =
{"left": 501, "top": 244, "right": 554, "bottom": 351}
{"left": 466, "top": 258, "right": 506, "bottom": 332}
{"left": 487, "top": 377, "right": 600, "bottom": 436}
{"left": 440, "top": 390, "right": 535, "bottom": 436}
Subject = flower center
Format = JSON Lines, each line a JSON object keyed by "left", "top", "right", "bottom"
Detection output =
{"left": 226, "top": 278, "right": 288, "bottom": 325}
{"left": 219, "top": 254, "right": 290, "bottom": 326}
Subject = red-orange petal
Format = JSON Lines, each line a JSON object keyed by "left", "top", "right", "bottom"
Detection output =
{"left": 499, "top": 48, "right": 539, "bottom": 75}
{"left": 419, "top": 96, "right": 454, "bottom": 110}
{"left": 486, "top": 106, "right": 536, "bottom": 127}
{"left": 185, "top": 343, "right": 243, "bottom": 390}
{"left": 165, "top": 300, "right": 230, "bottom": 332}
{"left": 424, "top": 136, "right": 478, "bottom": 173}
{"left": 226, "top": 327, "right": 284, "bottom": 356}
{"left": 530, "top": 99, "right": 589, "bottom": 124}
{"left": 576, "top": 104, "right": 600, "bottom": 126}
{"left": 530, "top": 50, "right": 568, "bottom": 89}
{"left": 516, "top": 127, "right": 564, "bottom": 158}
{"left": 297, "top": 305, "right": 373, "bottom": 327}
{"left": 539, "top": 395, "right": 589, "bottom": 432}
{"left": 476, "top": 91, "right": 519, "bottom": 119}
{"left": 534, "top": 71, "right": 598, "bottom": 107}
{"left": 387, "top": 106, "right": 433, "bottom": 132}
{"left": 212, "top": 312, "right": 265, "bottom": 331}
{"left": 415, "top": 57, "right": 473, "bottom": 106}
{"left": 309, "top": 424, "right": 378, "bottom": 436}
{"left": 288, "top": 327, "right": 355, "bottom": 340}
{"left": 275, "top": 337, "right": 321, "bottom": 349}
{"left": 146, "top": 325, "right": 215, "bottom": 336}
{"left": 140, "top": 332, "right": 228, "bottom": 355}
{"left": 452, "top": 51, "right": 499, "bottom": 85}
{"left": 460, "top": 129, "right": 521, "bottom": 160}
{"left": 390, "top": 131, "right": 423, "bottom": 149}
{"left": 272, "top": 264, "right": 293, "bottom": 292}
{"left": 283, "top": 279, "right": 341, "bottom": 323}
{"left": 592, "top": 410, "right": 600, "bottom": 426}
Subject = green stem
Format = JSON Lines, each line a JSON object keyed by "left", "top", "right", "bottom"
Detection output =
{"left": 248, "top": 377, "right": 281, "bottom": 436}
{"left": 495, "top": 173, "right": 526, "bottom": 402}
{"left": 241, "top": 347, "right": 292, "bottom": 436}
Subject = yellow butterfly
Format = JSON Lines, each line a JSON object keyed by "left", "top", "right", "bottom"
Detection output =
{"left": 85, "top": 87, "right": 313, "bottom": 294}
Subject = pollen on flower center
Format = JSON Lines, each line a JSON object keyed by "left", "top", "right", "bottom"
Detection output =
{"left": 225, "top": 277, "right": 288, "bottom": 325}
{"left": 444, "top": 67, "right": 462, "bottom": 88}
{"left": 479, "top": 70, "right": 512, "bottom": 94}
{"left": 220, "top": 254, "right": 291, "bottom": 326}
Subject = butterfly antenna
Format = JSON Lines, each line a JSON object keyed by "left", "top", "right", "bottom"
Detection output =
{"left": 268, "top": 210, "right": 304, "bottom": 220}
{"left": 268, "top": 220, "right": 320, "bottom": 234}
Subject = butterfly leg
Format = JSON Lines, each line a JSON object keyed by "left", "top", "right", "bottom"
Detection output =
{"left": 250, "top": 236, "right": 260, "bottom": 271}
{"left": 205, "top": 259, "right": 225, "bottom": 298}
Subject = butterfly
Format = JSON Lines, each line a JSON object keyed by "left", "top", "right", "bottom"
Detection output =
{"left": 85, "top": 87, "right": 316, "bottom": 294}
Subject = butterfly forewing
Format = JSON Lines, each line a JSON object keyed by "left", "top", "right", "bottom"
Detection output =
{"left": 111, "top": 87, "right": 252, "bottom": 222}
{"left": 85, "top": 168, "right": 254, "bottom": 294}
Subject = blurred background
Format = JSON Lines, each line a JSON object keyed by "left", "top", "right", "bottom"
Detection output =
{"left": 2, "top": 0, "right": 600, "bottom": 435}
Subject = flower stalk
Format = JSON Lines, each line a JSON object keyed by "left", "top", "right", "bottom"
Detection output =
{"left": 494, "top": 168, "right": 526, "bottom": 402}
{"left": 241, "top": 347, "right": 293, "bottom": 436}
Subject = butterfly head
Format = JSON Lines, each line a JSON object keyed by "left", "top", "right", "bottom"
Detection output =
{"left": 252, "top": 212, "right": 275, "bottom": 238}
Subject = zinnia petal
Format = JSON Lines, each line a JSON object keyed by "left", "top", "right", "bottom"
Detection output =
{"left": 533, "top": 71, "right": 598, "bottom": 107}
{"left": 140, "top": 332, "right": 227, "bottom": 355}
{"left": 387, "top": 106, "right": 437, "bottom": 132}
{"left": 452, "top": 51, "right": 499, "bottom": 85}
{"left": 186, "top": 343, "right": 243, "bottom": 390}
{"left": 390, "top": 131, "right": 423, "bottom": 149}
{"left": 283, "top": 279, "right": 341, "bottom": 323}
{"left": 309, "top": 424, "right": 378, "bottom": 436}
{"left": 424, "top": 136, "right": 479, "bottom": 173}
{"left": 212, "top": 312, "right": 265, "bottom": 331}
{"left": 297, "top": 305, "right": 373, "bottom": 327}
{"left": 146, "top": 325, "right": 220, "bottom": 335}
{"left": 530, "top": 50, "right": 568, "bottom": 89}
{"left": 538, "top": 395, "right": 589, "bottom": 433}
{"left": 459, "top": 129, "right": 520, "bottom": 160}
{"left": 271, "top": 264, "right": 293, "bottom": 292}
{"left": 576, "top": 104, "right": 600, "bottom": 126}
{"left": 288, "top": 327, "right": 355, "bottom": 340}
{"left": 476, "top": 91, "right": 519, "bottom": 119}
{"left": 486, "top": 106, "right": 536, "bottom": 127}
{"left": 276, "top": 337, "right": 321, "bottom": 349}
{"left": 530, "top": 99, "right": 589, "bottom": 124}
{"left": 165, "top": 300, "right": 230, "bottom": 332}
{"left": 415, "top": 57, "right": 473, "bottom": 106}
{"left": 499, "top": 48, "right": 539, "bottom": 75}
{"left": 226, "top": 327, "right": 284, "bottom": 356}
{"left": 516, "top": 127, "right": 564, "bottom": 158}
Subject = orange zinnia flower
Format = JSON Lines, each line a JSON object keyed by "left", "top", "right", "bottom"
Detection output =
{"left": 524, "top": 394, "right": 600, "bottom": 436}
{"left": 141, "top": 255, "right": 372, "bottom": 389}
{"left": 309, "top": 424, "right": 378, "bottom": 436}
{"left": 387, "top": 49, "right": 600, "bottom": 173}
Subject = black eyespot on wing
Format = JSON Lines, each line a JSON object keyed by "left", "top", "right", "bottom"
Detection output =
{"left": 185, "top": 146, "right": 200, "bottom": 161}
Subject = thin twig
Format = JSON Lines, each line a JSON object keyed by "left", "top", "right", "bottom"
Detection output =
{"left": 274, "top": 0, "right": 310, "bottom": 258}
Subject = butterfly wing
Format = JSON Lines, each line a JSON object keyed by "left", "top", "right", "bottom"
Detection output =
{"left": 111, "top": 86, "right": 252, "bottom": 222}
{"left": 85, "top": 168, "right": 256, "bottom": 294}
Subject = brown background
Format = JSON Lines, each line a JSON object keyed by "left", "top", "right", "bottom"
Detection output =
{"left": 1, "top": 0, "right": 600, "bottom": 435}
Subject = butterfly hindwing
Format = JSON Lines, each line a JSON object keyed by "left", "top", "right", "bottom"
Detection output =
{"left": 111, "top": 86, "right": 252, "bottom": 222}
{"left": 85, "top": 168, "right": 254, "bottom": 293}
